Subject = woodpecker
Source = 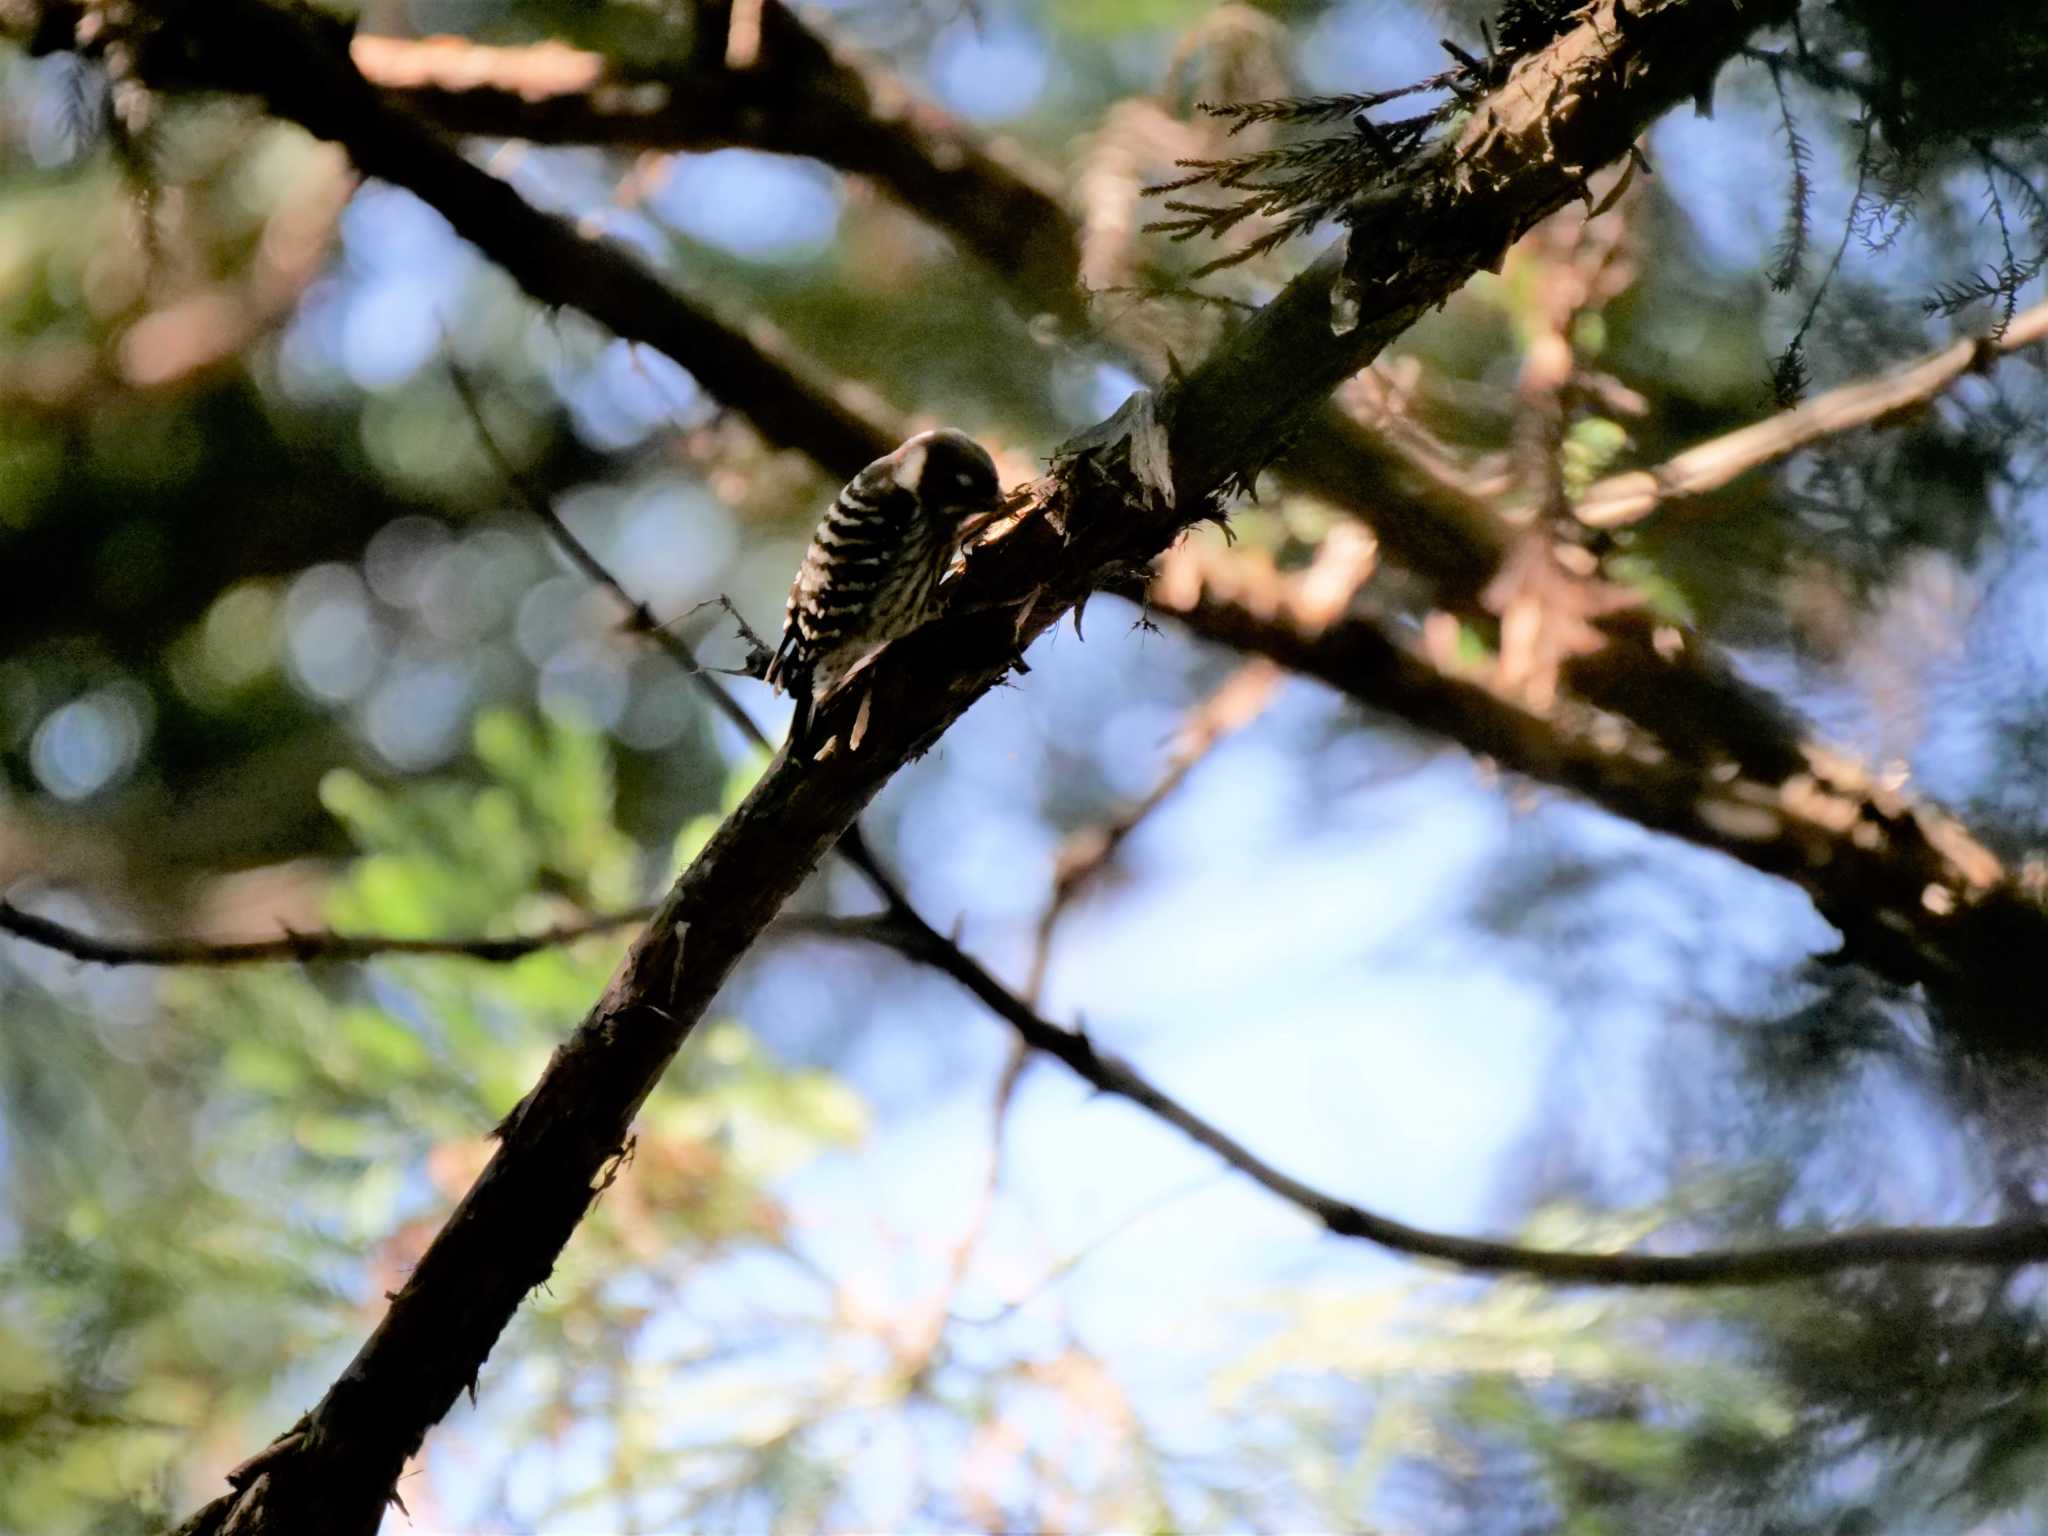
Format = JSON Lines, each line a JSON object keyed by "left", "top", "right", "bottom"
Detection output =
{"left": 767, "top": 428, "right": 1005, "bottom": 751}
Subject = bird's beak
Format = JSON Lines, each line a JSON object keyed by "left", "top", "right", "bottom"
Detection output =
{"left": 957, "top": 502, "right": 1006, "bottom": 543}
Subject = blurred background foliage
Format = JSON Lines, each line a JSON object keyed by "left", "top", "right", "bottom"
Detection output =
{"left": 3, "top": 0, "right": 2048, "bottom": 1529}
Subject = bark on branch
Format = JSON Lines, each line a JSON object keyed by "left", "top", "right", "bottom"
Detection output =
{"left": 1153, "top": 542, "right": 2048, "bottom": 1037}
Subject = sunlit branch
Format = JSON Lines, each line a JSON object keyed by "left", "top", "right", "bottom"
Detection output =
{"left": 350, "top": 13, "right": 1084, "bottom": 331}
{"left": 790, "top": 908, "right": 2048, "bottom": 1288}
{"left": 1151, "top": 542, "right": 2048, "bottom": 1025}
{"left": 1577, "top": 299, "right": 2048, "bottom": 527}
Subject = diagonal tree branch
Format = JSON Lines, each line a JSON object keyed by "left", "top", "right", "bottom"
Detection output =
{"left": 350, "top": 6, "right": 1086, "bottom": 332}
{"left": 794, "top": 906, "right": 2048, "bottom": 1287}
{"left": 46, "top": 1, "right": 1809, "bottom": 1528}
{"left": 1151, "top": 541, "right": 2048, "bottom": 1034}
{"left": 1577, "top": 298, "right": 2048, "bottom": 528}
{"left": 14, "top": 0, "right": 906, "bottom": 481}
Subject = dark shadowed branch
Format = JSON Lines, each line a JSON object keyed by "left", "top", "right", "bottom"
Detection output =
{"left": 0, "top": 899, "right": 650, "bottom": 967}
{"left": 791, "top": 906, "right": 2048, "bottom": 1287}
{"left": 16, "top": 0, "right": 905, "bottom": 480}
{"left": 14, "top": 883, "right": 2048, "bottom": 1294}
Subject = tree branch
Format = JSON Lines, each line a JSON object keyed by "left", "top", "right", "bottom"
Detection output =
{"left": 96, "top": 1, "right": 1803, "bottom": 1527}
{"left": 350, "top": 8, "right": 1085, "bottom": 332}
{"left": 1577, "top": 299, "right": 2048, "bottom": 528}
{"left": 794, "top": 907, "right": 2048, "bottom": 1287}
{"left": 0, "top": 898, "right": 648, "bottom": 967}
{"left": 36, "top": 0, "right": 906, "bottom": 480}
{"left": 1151, "top": 541, "right": 2048, "bottom": 1035}
{"left": 18, "top": 887, "right": 2048, "bottom": 1297}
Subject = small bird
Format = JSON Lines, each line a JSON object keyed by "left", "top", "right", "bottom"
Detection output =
{"left": 767, "top": 428, "right": 1005, "bottom": 752}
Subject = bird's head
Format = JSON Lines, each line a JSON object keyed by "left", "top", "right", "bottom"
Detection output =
{"left": 889, "top": 429, "right": 1004, "bottom": 533}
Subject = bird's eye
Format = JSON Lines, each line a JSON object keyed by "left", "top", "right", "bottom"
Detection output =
{"left": 956, "top": 472, "right": 978, "bottom": 489}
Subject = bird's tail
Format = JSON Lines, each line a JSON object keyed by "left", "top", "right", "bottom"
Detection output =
{"left": 767, "top": 627, "right": 816, "bottom": 754}
{"left": 784, "top": 677, "right": 816, "bottom": 755}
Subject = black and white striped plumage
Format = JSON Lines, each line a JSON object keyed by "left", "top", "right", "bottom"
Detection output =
{"left": 767, "top": 429, "right": 1003, "bottom": 750}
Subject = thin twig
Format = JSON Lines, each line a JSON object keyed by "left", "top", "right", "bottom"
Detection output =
{"left": 19, "top": 890, "right": 2048, "bottom": 1287}
{"left": 0, "top": 899, "right": 650, "bottom": 967}
{"left": 1024, "top": 660, "right": 1279, "bottom": 1003}
{"left": 447, "top": 361, "right": 770, "bottom": 747}
{"left": 1770, "top": 108, "right": 1876, "bottom": 405}
{"left": 948, "top": 1172, "right": 1229, "bottom": 1328}
{"left": 894, "top": 1040, "right": 1028, "bottom": 1383}
{"left": 792, "top": 909, "right": 2048, "bottom": 1287}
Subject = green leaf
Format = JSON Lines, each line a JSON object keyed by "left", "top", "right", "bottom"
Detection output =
{"left": 1605, "top": 553, "right": 1697, "bottom": 626}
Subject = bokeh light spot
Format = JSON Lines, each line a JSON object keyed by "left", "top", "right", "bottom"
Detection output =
{"left": 30, "top": 684, "right": 150, "bottom": 802}
{"left": 285, "top": 564, "right": 383, "bottom": 703}
{"left": 200, "top": 581, "right": 282, "bottom": 690}
{"left": 654, "top": 151, "right": 841, "bottom": 263}
{"left": 360, "top": 655, "right": 474, "bottom": 770}
{"left": 929, "top": 20, "right": 1049, "bottom": 122}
